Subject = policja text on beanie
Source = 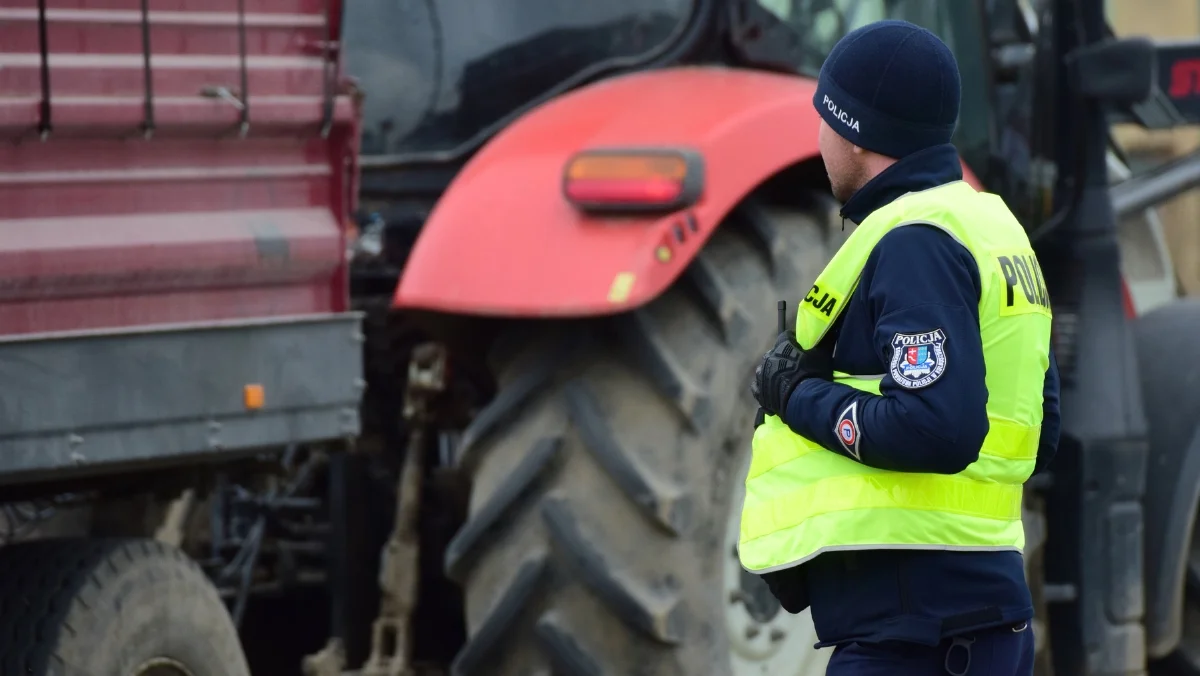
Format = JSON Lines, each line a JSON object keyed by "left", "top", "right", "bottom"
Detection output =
{"left": 813, "top": 19, "right": 960, "bottom": 159}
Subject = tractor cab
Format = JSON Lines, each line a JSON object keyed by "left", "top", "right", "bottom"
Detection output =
{"left": 343, "top": 0, "right": 695, "bottom": 159}
{"left": 341, "top": 1, "right": 994, "bottom": 184}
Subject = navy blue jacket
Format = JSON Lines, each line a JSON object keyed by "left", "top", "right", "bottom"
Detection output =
{"left": 766, "top": 143, "right": 1061, "bottom": 647}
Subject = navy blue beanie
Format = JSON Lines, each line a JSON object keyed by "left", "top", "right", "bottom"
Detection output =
{"left": 814, "top": 20, "right": 960, "bottom": 159}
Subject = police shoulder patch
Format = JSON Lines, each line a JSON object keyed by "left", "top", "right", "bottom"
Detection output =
{"left": 835, "top": 400, "right": 861, "bottom": 461}
{"left": 888, "top": 329, "right": 948, "bottom": 390}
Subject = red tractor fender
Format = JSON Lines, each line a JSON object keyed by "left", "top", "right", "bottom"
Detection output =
{"left": 392, "top": 66, "right": 982, "bottom": 316}
{"left": 392, "top": 66, "right": 826, "bottom": 316}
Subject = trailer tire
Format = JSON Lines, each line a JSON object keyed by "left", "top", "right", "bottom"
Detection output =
{"left": 0, "top": 537, "right": 250, "bottom": 676}
{"left": 444, "top": 195, "right": 843, "bottom": 676}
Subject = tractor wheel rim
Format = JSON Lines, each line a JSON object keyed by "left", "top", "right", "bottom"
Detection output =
{"left": 723, "top": 458, "right": 830, "bottom": 676}
{"left": 1176, "top": 535, "right": 1200, "bottom": 665}
{"left": 132, "top": 657, "right": 196, "bottom": 676}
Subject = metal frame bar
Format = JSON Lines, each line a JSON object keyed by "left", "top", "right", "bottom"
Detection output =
{"left": 139, "top": 0, "right": 156, "bottom": 138}
{"left": 319, "top": 0, "right": 336, "bottom": 138}
{"left": 1041, "top": 1, "right": 1151, "bottom": 673}
{"left": 36, "top": 0, "right": 51, "bottom": 138}
{"left": 0, "top": 313, "right": 363, "bottom": 487}
{"left": 236, "top": 0, "right": 251, "bottom": 137}
{"left": 1111, "top": 147, "right": 1200, "bottom": 218}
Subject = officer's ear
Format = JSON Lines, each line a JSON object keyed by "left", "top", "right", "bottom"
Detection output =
{"left": 851, "top": 145, "right": 865, "bottom": 155}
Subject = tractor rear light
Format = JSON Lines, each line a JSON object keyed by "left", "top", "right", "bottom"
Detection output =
{"left": 563, "top": 148, "right": 704, "bottom": 213}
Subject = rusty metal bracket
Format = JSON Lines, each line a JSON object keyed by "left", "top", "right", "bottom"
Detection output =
{"left": 361, "top": 343, "right": 448, "bottom": 676}
{"left": 302, "top": 638, "right": 347, "bottom": 676}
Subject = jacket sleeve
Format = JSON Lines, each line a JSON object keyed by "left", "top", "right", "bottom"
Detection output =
{"left": 1034, "top": 350, "right": 1062, "bottom": 476}
{"left": 782, "top": 225, "right": 990, "bottom": 474}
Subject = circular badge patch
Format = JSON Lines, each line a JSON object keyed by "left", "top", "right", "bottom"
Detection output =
{"left": 838, "top": 419, "right": 856, "bottom": 445}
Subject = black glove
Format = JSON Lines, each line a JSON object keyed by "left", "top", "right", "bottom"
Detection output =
{"left": 750, "top": 331, "right": 833, "bottom": 416}
{"left": 761, "top": 567, "right": 810, "bottom": 614}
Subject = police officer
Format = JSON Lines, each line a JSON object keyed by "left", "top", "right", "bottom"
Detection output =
{"left": 743, "top": 20, "right": 1061, "bottom": 676}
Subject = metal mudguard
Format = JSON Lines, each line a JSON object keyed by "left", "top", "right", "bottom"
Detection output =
{"left": 1135, "top": 298, "right": 1200, "bottom": 657}
{"left": 0, "top": 313, "right": 363, "bottom": 487}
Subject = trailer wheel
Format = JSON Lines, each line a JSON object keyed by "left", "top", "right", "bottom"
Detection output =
{"left": 1153, "top": 525, "right": 1200, "bottom": 675}
{"left": 443, "top": 195, "right": 841, "bottom": 675}
{"left": 0, "top": 537, "right": 250, "bottom": 676}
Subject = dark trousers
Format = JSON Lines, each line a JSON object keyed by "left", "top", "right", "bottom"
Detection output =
{"left": 825, "top": 621, "right": 1035, "bottom": 676}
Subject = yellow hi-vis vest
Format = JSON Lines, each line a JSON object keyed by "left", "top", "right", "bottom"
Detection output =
{"left": 738, "top": 181, "right": 1053, "bottom": 574}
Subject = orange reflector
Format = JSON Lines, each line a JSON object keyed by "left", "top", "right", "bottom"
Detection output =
{"left": 243, "top": 384, "right": 265, "bottom": 410}
{"left": 563, "top": 148, "right": 703, "bottom": 212}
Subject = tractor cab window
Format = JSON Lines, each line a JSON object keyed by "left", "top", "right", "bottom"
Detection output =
{"left": 754, "top": 0, "right": 991, "bottom": 171}
{"left": 343, "top": 0, "right": 695, "bottom": 157}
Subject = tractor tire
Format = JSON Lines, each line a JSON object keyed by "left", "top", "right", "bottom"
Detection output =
{"left": 0, "top": 537, "right": 250, "bottom": 676}
{"left": 443, "top": 195, "right": 843, "bottom": 676}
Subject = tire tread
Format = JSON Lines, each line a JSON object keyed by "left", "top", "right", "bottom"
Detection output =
{"left": 564, "top": 380, "right": 690, "bottom": 535}
{"left": 444, "top": 436, "right": 564, "bottom": 582}
{"left": 541, "top": 496, "right": 683, "bottom": 644}
{"left": 450, "top": 193, "right": 832, "bottom": 675}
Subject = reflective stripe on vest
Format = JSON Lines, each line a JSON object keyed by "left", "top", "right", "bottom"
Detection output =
{"left": 738, "top": 181, "right": 1052, "bottom": 574}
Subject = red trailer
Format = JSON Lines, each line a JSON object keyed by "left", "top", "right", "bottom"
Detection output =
{"left": 0, "top": 2, "right": 360, "bottom": 672}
